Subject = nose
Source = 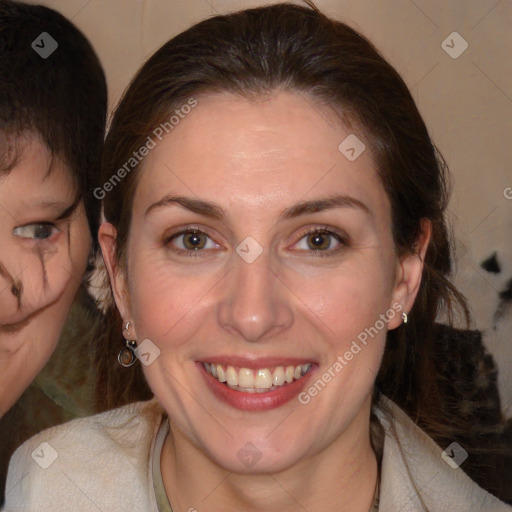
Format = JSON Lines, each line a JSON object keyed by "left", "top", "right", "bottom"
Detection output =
{"left": 217, "top": 249, "right": 294, "bottom": 343}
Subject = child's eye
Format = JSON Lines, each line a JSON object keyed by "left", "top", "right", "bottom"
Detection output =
{"left": 13, "top": 223, "right": 60, "bottom": 240}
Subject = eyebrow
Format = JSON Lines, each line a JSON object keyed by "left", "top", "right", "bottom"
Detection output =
{"left": 145, "top": 195, "right": 226, "bottom": 220}
{"left": 31, "top": 200, "right": 68, "bottom": 210}
{"left": 279, "top": 195, "right": 371, "bottom": 221}
{"left": 145, "top": 194, "right": 371, "bottom": 222}
{"left": 27, "top": 197, "right": 81, "bottom": 219}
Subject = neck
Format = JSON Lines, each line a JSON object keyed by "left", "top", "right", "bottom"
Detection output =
{"left": 161, "top": 396, "right": 379, "bottom": 512}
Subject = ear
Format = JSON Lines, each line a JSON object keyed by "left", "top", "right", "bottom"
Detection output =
{"left": 98, "top": 222, "right": 137, "bottom": 338}
{"left": 388, "top": 218, "right": 432, "bottom": 330}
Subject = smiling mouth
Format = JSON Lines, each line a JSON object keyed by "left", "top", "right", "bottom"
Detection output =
{"left": 202, "top": 362, "right": 314, "bottom": 393}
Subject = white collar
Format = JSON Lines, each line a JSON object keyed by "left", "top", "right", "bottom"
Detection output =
{"left": 375, "top": 395, "right": 510, "bottom": 511}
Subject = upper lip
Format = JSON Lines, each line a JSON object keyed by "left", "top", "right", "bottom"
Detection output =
{"left": 198, "top": 355, "right": 316, "bottom": 369}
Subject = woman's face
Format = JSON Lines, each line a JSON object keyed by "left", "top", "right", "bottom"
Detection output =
{"left": 103, "top": 91, "right": 427, "bottom": 472}
{"left": 0, "top": 134, "right": 91, "bottom": 413}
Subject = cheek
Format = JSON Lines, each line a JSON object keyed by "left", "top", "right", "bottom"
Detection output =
{"left": 287, "top": 261, "right": 392, "bottom": 344}
{"left": 127, "top": 254, "right": 211, "bottom": 344}
{"left": 38, "top": 210, "right": 91, "bottom": 301}
{"left": 0, "top": 236, "right": 88, "bottom": 325}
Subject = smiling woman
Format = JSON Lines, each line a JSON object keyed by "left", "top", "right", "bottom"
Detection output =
{"left": 4, "top": 2, "right": 511, "bottom": 511}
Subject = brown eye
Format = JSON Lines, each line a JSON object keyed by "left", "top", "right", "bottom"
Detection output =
{"left": 182, "top": 231, "right": 207, "bottom": 250}
{"left": 167, "top": 229, "right": 219, "bottom": 253}
{"left": 306, "top": 232, "right": 332, "bottom": 250}
{"left": 292, "top": 228, "right": 346, "bottom": 256}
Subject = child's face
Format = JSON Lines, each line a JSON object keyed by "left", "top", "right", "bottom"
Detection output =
{"left": 0, "top": 134, "right": 91, "bottom": 414}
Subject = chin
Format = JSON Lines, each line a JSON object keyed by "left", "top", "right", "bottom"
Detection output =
{"left": 215, "top": 446, "right": 304, "bottom": 475}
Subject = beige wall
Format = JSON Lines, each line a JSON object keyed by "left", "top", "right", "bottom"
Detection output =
{"left": 29, "top": 0, "right": 512, "bottom": 410}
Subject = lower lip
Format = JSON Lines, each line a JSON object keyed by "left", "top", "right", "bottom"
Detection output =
{"left": 198, "top": 363, "right": 316, "bottom": 411}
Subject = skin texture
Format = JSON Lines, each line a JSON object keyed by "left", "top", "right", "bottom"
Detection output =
{"left": 0, "top": 134, "right": 91, "bottom": 417}
{"left": 100, "top": 91, "right": 431, "bottom": 512}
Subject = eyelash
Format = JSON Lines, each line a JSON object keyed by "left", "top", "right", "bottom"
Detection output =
{"left": 294, "top": 226, "right": 348, "bottom": 257}
{"left": 164, "top": 225, "right": 348, "bottom": 258}
{"left": 165, "top": 226, "right": 218, "bottom": 258}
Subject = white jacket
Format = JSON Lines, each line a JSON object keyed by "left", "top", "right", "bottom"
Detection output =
{"left": 3, "top": 396, "right": 511, "bottom": 511}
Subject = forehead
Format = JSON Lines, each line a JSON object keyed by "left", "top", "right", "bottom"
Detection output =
{"left": 134, "top": 91, "right": 389, "bottom": 223}
{"left": 0, "top": 133, "right": 75, "bottom": 202}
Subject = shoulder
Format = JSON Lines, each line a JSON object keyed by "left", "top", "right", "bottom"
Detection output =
{"left": 375, "top": 395, "right": 512, "bottom": 512}
{"left": 4, "top": 399, "right": 164, "bottom": 512}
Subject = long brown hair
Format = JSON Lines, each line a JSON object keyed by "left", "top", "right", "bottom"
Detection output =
{"left": 94, "top": 1, "right": 508, "bottom": 500}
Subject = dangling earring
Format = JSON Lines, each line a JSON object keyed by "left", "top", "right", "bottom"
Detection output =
{"left": 118, "top": 321, "right": 138, "bottom": 367}
{"left": 402, "top": 312, "right": 408, "bottom": 324}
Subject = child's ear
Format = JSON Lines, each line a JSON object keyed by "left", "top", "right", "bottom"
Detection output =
{"left": 98, "top": 222, "right": 137, "bottom": 338}
{"left": 388, "top": 219, "right": 432, "bottom": 330}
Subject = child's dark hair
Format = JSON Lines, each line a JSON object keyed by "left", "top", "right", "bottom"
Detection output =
{"left": 0, "top": 0, "right": 107, "bottom": 249}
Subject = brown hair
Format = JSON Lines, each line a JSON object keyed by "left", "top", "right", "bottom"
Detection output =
{"left": 94, "top": 1, "right": 508, "bottom": 499}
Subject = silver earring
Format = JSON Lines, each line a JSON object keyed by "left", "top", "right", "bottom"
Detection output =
{"left": 118, "top": 339, "right": 138, "bottom": 367}
{"left": 402, "top": 312, "right": 408, "bottom": 324}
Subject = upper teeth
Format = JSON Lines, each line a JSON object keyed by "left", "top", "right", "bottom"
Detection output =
{"left": 203, "top": 363, "right": 312, "bottom": 390}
